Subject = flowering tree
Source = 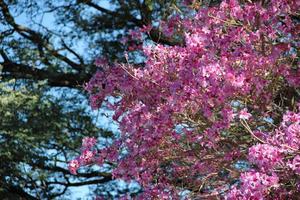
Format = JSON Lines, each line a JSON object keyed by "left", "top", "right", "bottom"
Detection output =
{"left": 69, "top": 0, "right": 299, "bottom": 199}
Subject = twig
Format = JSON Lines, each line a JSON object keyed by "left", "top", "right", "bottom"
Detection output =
{"left": 240, "top": 119, "right": 266, "bottom": 143}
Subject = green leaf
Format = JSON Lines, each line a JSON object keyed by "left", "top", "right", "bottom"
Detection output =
{"left": 145, "top": 0, "right": 153, "bottom": 11}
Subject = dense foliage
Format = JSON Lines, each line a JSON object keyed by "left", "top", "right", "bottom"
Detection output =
{"left": 0, "top": 81, "right": 112, "bottom": 199}
{"left": 70, "top": 0, "right": 300, "bottom": 199}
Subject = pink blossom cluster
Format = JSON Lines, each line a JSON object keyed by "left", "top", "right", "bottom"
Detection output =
{"left": 288, "top": 155, "right": 300, "bottom": 174}
{"left": 82, "top": 137, "right": 97, "bottom": 149}
{"left": 68, "top": 137, "right": 97, "bottom": 175}
{"left": 226, "top": 172, "right": 279, "bottom": 199}
{"left": 248, "top": 144, "right": 282, "bottom": 172}
{"left": 71, "top": 0, "right": 299, "bottom": 198}
{"left": 160, "top": 15, "right": 182, "bottom": 37}
{"left": 68, "top": 159, "right": 80, "bottom": 175}
{"left": 228, "top": 109, "right": 300, "bottom": 198}
{"left": 238, "top": 108, "right": 252, "bottom": 120}
{"left": 269, "top": 110, "right": 300, "bottom": 151}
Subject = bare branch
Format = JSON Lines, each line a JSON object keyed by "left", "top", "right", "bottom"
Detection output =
{"left": 47, "top": 177, "right": 112, "bottom": 187}
{"left": 61, "top": 39, "right": 84, "bottom": 65}
{"left": 0, "top": 49, "right": 9, "bottom": 61}
{"left": 3, "top": 184, "right": 39, "bottom": 200}
{"left": 83, "top": 0, "right": 183, "bottom": 46}
{"left": 33, "top": 162, "right": 112, "bottom": 179}
{"left": 1, "top": 61, "right": 91, "bottom": 88}
{"left": 0, "top": 0, "right": 83, "bottom": 71}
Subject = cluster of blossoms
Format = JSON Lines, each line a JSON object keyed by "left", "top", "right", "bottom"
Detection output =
{"left": 271, "top": 110, "right": 300, "bottom": 151}
{"left": 69, "top": 0, "right": 299, "bottom": 198}
{"left": 226, "top": 171, "right": 279, "bottom": 199}
{"left": 68, "top": 137, "right": 97, "bottom": 174}
{"left": 227, "top": 108, "right": 300, "bottom": 199}
{"left": 289, "top": 155, "right": 300, "bottom": 174}
{"left": 248, "top": 144, "right": 283, "bottom": 172}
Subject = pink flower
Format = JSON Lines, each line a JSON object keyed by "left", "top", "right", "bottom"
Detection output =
{"left": 73, "top": 0, "right": 300, "bottom": 198}
{"left": 248, "top": 144, "right": 282, "bottom": 171}
{"left": 68, "top": 159, "right": 80, "bottom": 175}
{"left": 79, "top": 150, "right": 95, "bottom": 165}
{"left": 94, "top": 57, "right": 109, "bottom": 70}
{"left": 288, "top": 155, "right": 300, "bottom": 174}
{"left": 94, "top": 57, "right": 107, "bottom": 67}
{"left": 238, "top": 108, "right": 252, "bottom": 120}
{"left": 226, "top": 172, "right": 279, "bottom": 199}
{"left": 82, "top": 137, "right": 97, "bottom": 150}
{"left": 282, "top": 111, "right": 300, "bottom": 126}
{"left": 227, "top": 73, "right": 246, "bottom": 88}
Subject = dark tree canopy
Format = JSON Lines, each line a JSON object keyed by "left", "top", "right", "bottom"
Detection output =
{"left": 0, "top": 81, "right": 114, "bottom": 199}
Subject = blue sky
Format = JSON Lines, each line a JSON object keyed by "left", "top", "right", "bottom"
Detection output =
{"left": 12, "top": 1, "right": 122, "bottom": 198}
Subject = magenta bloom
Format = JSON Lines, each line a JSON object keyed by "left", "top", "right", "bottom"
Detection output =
{"left": 248, "top": 144, "right": 282, "bottom": 171}
{"left": 82, "top": 137, "right": 97, "bottom": 150}
{"left": 239, "top": 108, "right": 252, "bottom": 120}
{"left": 68, "top": 0, "right": 300, "bottom": 198}
{"left": 79, "top": 150, "right": 95, "bottom": 165}
{"left": 226, "top": 172, "right": 279, "bottom": 199}
{"left": 68, "top": 159, "right": 80, "bottom": 175}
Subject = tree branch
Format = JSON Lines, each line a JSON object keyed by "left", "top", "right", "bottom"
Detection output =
{"left": 83, "top": 0, "right": 184, "bottom": 46}
{"left": 34, "top": 162, "right": 111, "bottom": 179}
{"left": 0, "top": 0, "right": 83, "bottom": 72}
{"left": 61, "top": 39, "right": 85, "bottom": 65}
{"left": 4, "top": 184, "right": 39, "bottom": 200}
{"left": 0, "top": 61, "right": 91, "bottom": 88}
{"left": 83, "top": 0, "right": 142, "bottom": 26}
{"left": 47, "top": 177, "right": 112, "bottom": 187}
{"left": 0, "top": 49, "right": 9, "bottom": 61}
{"left": 148, "top": 28, "right": 185, "bottom": 46}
